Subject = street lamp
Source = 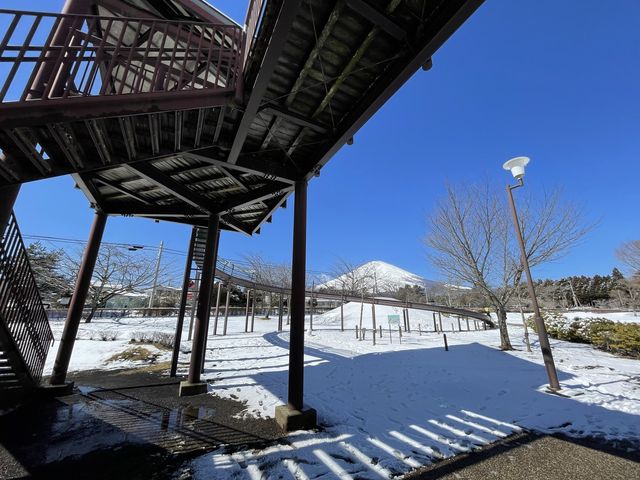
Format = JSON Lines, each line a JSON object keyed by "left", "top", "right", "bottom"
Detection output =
{"left": 503, "top": 156, "right": 561, "bottom": 391}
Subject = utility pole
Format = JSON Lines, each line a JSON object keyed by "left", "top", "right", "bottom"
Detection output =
{"left": 148, "top": 240, "right": 164, "bottom": 308}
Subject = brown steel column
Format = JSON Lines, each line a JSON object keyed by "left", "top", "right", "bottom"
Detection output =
{"left": 170, "top": 227, "right": 197, "bottom": 377}
{"left": 50, "top": 211, "right": 107, "bottom": 385}
{"left": 201, "top": 230, "right": 220, "bottom": 373}
{"left": 0, "top": 185, "right": 20, "bottom": 238}
{"left": 287, "top": 180, "right": 307, "bottom": 411}
{"left": 187, "top": 213, "right": 219, "bottom": 384}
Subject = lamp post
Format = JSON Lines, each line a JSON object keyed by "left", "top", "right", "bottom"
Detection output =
{"left": 503, "top": 156, "right": 561, "bottom": 391}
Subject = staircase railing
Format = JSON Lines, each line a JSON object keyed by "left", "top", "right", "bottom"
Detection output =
{"left": 0, "top": 212, "right": 54, "bottom": 385}
{"left": 0, "top": 9, "right": 243, "bottom": 103}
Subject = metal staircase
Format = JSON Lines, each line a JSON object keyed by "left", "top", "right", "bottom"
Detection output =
{"left": 0, "top": 8, "right": 242, "bottom": 185}
{"left": 0, "top": 213, "right": 54, "bottom": 407}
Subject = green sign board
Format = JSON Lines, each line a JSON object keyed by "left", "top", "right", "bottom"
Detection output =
{"left": 387, "top": 314, "right": 401, "bottom": 324}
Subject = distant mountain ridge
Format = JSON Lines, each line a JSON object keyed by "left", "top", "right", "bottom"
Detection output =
{"left": 317, "top": 260, "right": 439, "bottom": 294}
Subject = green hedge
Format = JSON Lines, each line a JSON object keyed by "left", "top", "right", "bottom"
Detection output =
{"left": 528, "top": 313, "right": 640, "bottom": 359}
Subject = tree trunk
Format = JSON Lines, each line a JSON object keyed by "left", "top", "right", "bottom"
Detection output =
{"left": 496, "top": 305, "right": 513, "bottom": 350}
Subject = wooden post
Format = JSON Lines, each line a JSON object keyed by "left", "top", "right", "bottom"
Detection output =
{"left": 340, "top": 298, "right": 344, "bottom": 332}
{"left": 398, "top": 325, "right": 402, "bottom": 344}
{"left": 451, "top": 323, "right": 455, "bottom": 333}
{"left": 250, "top": 291, "right": 256, "bottom": 332}
{"left": 212, "top": 282, "right": 222, "bottom": 335}
{"left": 419, "top": 324, "right": 422, "bottom": 336}
{"left": 443, "top": 333, "right": 449, "bottom": 351}
{"left": 187, "top": 269, "right": 200, "bottom": 341}
{"left": 521, "top": 306, "right": 532, "bottom": 352}
{"left": 466, "top": 317, "right": 470, "bottom": 331}
{"left": 278, "top": 293, "right": 283, "bottom": 331}
{"left": 362, "top": 327, "right": 366, "bottom": 340}
{"left": 355, "top": 325, "right": 359, "bottom": 339}
{"left": 244, "top": 289, "right": 250, "bottom": 332}
{"left": 371, "top": 303, "right": 377, "bottom": 343}
{"left": 457, "top": 316, "right": 462, "bottom": 332}
{"left": 389, "top": 324, "right": 393, "bottom": 344}
{"left": 433, "top": 312, "right": 437, "bottom": 332}
{"left": 170, "top": 227, "right": 197, "bottom": 377}
{"left": 379, "top": 325, "right": 382, "bottom": 337}
{"left": 406, "top": 308, "right": 411, "bottom": 332}
{"left": 222, "top": 283, "right": 231, "bottom": 336}
{"left": 359, "top": 293, "right": 364, "bottom": 331}
{"left": 287, "top": 295, "right": 291, "bottom": 325}
{"left": 438, "top": 312, "right": 443, "bottom": 333}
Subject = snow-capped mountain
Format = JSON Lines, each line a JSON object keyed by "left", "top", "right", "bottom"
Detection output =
{"left": 317, "top": 260, "right": 436, "bottom": 294}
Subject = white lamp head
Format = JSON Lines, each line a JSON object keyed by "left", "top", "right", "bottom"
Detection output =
{"left": 503, "top": 156, "right": 530, "bottom": 179}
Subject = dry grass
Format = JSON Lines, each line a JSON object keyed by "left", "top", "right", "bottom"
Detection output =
{"left": 107, "top": 346, "right": 160, "bottom": 364}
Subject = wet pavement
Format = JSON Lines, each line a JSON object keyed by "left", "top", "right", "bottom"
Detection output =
{"left": 0, "top": 369, "right": 282, "bottom": 479}
{"left": 405, "top": 431, "right": 640, "bottom": 480}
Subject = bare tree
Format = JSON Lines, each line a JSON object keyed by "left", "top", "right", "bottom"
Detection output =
{"left": 66, "top": 245, "right": 162, "bottom": 323}
{"left": 242, "top": 253, "right": 291, "bottom": 318}
{"left": 615, "top": 241, "right": 640, "bottom": 315}
{"left": 326, "top": 258, "right": 377, "bottom": 295}
{"left": 425, "top": 182, "right": 589, "bottom": 350}
{"left": 616, "top": 240, "right": 640, "bottom": 275}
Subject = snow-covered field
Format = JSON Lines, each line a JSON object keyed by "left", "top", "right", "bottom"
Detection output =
{"left": 44, "top": 304, "right": 640, "bottom": 478}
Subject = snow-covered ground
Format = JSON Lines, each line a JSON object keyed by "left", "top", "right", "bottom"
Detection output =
{"left": 44, "top": 304, "right": 640, "bottom": 478}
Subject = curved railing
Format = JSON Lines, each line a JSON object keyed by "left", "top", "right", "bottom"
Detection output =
{"left": 212, "top": 258, "right": 494, "bottom": 326}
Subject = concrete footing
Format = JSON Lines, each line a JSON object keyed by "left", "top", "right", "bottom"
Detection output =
{"left": 39, "top": 382, "right": 74, "bottom": 397}
{"left": 178, "top": 380, "right": 208, "bottom": 397}
{"left": 275, "top": 405, "right": 317, "bottom": 431}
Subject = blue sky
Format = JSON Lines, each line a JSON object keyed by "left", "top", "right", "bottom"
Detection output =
{"left": 6, "top": 0, "right": 640, "bottom": 280}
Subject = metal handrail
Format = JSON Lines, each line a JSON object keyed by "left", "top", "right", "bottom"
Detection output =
{"left": 0, "top": 9, "right": 242, "bottom": 103}
{"left": 0, "top": 212, "right": 54, "bottom": 384}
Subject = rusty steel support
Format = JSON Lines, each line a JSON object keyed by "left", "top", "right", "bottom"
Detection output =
{"left": 185, "top": 213, "right": 219, "bottom": 387}
{"left": 50, "top": 210, "right": 107, "bottom": 385}
{"left": 170, "top": 226, "right": 197, "bottom": 377}
{"left": 28, "top": 0, "right": 91, "bottom": 100}
{"left": 201, "top": 230, "right": 220, "bottom": 373}
{"left": 0, "top": 184, "right": 20, "bottom": 238}
{"left": 287, "top": 180, "right": 307, "bottom": 411}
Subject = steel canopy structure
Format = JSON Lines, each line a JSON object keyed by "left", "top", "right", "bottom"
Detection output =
{"left": 0, "top": 0, "right": 483, "bottom": 235}
{"left": 0, "top": 0, "right": 485, "bottom": 426}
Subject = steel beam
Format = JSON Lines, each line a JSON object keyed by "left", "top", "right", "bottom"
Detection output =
{"left": 72, "top": 173, "right": 103, "bottom": 209}
{"left": 287, "top": 180, "right": 307, "bottom": 411}
{"left": 50, "top": 210, "right": 107, "bottom": 385}
{"left": 0, "top": 184, "right": 20, "bottom": 238}
{"left": 188, "top": 151, "right": 298, "bottom": 184}
{"left": 227, "top": 0, "right": 303, "bottom": 164}
{"left": 218, "top": 183, "right": 293, "bottom": 214}
{"left": 302, "top": 0, "right": 485, "bottom": 181}
{"left": 0, "top": 88, "right": 235, "bottom": 129}
{"left": 170, "top": 226, "right": 197, "bottom": 377}
{"left": 345, "top": 0, "right": 406, "bottom": 40}
{"left": 93, "top": 177, "right": 152, "bottom": 205}
{"left": 186, "top": 213, "right": 219, "bottom": 385}
{"left": 128, "top": 163, "right": 213, "bottom": 211}
{"left": 259, "top": 105, "right": 329, "bottom": 133}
